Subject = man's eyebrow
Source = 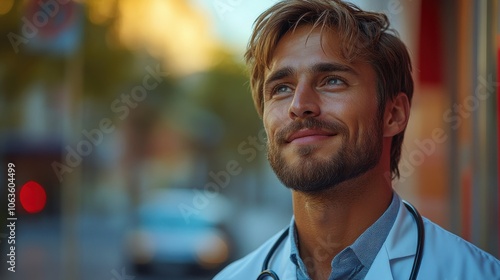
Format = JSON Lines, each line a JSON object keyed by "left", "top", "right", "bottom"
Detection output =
{"left": 264, "top": 67, "right": 295, "bottom": 87}
{"left": 311, "top": 62, "right": 358, "bottom": 75}
{"left": 264, "top": 62, "right": 358, "bottom": 87}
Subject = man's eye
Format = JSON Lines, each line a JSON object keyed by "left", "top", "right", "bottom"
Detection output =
{"left": 274, "top": 85, "right": 293, "bottom": 95}
{"left": 326, "top": 77, "right": 345, "bottom": 86}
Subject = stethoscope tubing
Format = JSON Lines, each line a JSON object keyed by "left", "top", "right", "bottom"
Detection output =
{"left": 257, "top": 200, "right": 424, "bottom": 280}
{"left": 257, "top": 228, "right": 289, "bottom": 280}
{"left": 404, "top": 200, "right": 425, "bottom": 280}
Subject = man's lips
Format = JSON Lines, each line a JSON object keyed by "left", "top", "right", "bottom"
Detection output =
{"left": 286, "top": 129, "right": 336, "bottom": 144}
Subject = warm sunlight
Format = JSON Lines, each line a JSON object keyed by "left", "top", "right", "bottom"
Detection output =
{"left": 88, "top": 0, "right": 219, "bottom": 75}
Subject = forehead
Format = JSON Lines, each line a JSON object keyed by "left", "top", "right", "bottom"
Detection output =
{"left": 264, "top": 25, "right": 378, "bottom": 88}
{"left": 268, "top": 25, "right": 346, "bottom": 70}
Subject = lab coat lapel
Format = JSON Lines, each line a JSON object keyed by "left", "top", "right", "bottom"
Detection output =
{"left": 365, "top": 197, "right": 418, "bottom": 279}
{"left": 274, "top": 229, "right": 297, "bottom": 279}
{"left": 364, "top": 246, "right": 393, "bottom": 280}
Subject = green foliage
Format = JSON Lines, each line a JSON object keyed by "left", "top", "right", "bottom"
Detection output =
{"left": 188, "top": 52, "right": 263, "bottom": 167}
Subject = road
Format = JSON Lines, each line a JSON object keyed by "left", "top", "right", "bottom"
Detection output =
{"left": 0, "top": 215, "right": 215, "bottom": 280}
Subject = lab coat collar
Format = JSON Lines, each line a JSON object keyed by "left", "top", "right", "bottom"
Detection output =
{"left": 365, "top": 193, "right": 418, "bottom": 279}
{"left": 274, "top": 227, "right": 297, "bottom": 278}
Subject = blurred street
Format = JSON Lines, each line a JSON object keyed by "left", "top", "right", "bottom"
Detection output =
{"left": 1, "top": 214, "right": 217, "bottom": 280}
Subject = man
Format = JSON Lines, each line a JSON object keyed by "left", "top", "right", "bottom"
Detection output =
{"left": 215, "top": 0, "right": 500, "bottom": 279}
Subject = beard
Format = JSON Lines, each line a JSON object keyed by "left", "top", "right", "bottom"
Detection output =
{"left": 267, "top": 117, "right": 383, "bottom": 193}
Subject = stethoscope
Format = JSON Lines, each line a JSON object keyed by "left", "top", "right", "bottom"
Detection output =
{"left": 257, "top": 200, "right": 425, "bottom": 280}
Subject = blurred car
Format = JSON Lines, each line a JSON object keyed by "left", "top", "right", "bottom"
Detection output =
{"left": 125, "top": 188, "right": 233, "bottom": 277}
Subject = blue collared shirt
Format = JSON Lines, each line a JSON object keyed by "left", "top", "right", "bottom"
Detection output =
{"left": 289, "top": 193, "right": 400, "bottom": 280}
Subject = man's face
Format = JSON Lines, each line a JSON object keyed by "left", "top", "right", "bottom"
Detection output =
{"left": 262, "top": 25, "right": 383, "bottom": 193}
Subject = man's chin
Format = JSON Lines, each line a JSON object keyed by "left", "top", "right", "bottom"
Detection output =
{"left": 278, "top": 175, "right": 338, "bottom": 193}
{"left": 274, "top": 161, "right": 338, "bottom": 191}
{"left": 282, "top": 145, "right": 336, "bottom": 163}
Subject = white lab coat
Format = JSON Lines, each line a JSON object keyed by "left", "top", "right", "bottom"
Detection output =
{"left": 214, "top": 197, "right": 500, "bottom": 279}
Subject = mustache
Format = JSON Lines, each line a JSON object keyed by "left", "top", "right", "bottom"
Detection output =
{"left": 275, "top": 118, "right": 348, "bottom": 144}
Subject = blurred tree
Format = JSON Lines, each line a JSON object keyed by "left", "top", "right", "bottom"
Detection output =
{"left": 189, "top": 50, "right": 263, "bottom": 170}
{"left": 0, "top": 1, "right": 136, "bottom": 125}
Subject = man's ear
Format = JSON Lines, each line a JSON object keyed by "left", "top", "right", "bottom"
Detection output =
{"left": 383, "top": 92, "right": 410, "bottom": 137}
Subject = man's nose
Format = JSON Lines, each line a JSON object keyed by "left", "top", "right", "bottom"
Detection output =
{"left": 288, "top": 84, "right": 321, "bottom": 119}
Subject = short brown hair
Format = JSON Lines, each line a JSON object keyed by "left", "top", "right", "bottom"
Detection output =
{"left": 245, "top": 0, "right": 414, "bottom": 179}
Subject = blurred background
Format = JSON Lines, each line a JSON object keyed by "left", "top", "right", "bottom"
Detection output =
{"left": 0, "top": 0, "right": 498, "bottom": 279}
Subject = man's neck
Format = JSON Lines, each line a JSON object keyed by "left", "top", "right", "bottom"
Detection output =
{"left": 292, "top": 169, "right": 393, "bottom": 280}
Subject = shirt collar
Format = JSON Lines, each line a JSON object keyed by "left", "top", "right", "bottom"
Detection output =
{"left": 289, "top": 192, "right": 400, "bottom": 278}
{"left": 350, "top": 192, "right": 400, "bottom": 268}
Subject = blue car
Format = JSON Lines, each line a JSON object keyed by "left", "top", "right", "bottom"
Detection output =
{"left": 125, "top": 188, "right": 233, "bottom": 278}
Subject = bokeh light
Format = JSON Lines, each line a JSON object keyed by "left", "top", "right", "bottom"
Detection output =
{"left": 0, "top": 0, "right": 14, "bottom": 16}
{"left": 20, "top": 181, "right": 47, "bottom": 214}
